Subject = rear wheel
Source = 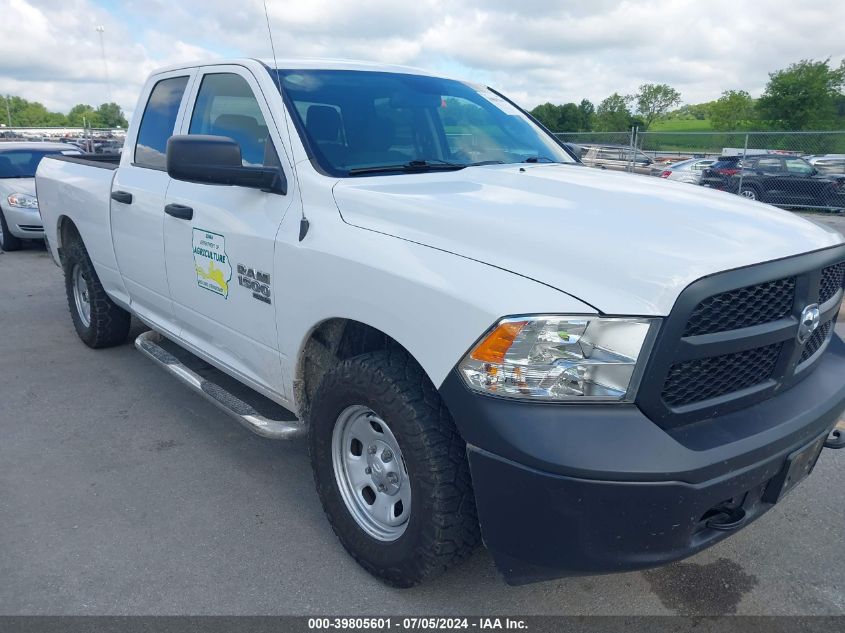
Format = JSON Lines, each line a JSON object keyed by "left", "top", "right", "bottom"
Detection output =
{"left": 309, "top": 349, "right": 480, "bottom": 587}
{"left": 63, "top": 238, "right": 131, "bottom": 348}
{"left": 0, "top": 209, "right": 22, "bottom": 251}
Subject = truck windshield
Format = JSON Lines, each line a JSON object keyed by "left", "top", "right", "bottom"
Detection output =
{"left": 0, "top": 149, "right": 79, "bottom": 178}
{"left": 271, "top": 69, "right": 575, "bottom": 176}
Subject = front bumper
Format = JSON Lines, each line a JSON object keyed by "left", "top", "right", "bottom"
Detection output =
{"left": 2, "top": 204, "right": 44, "bottom": 239}
{"left": 440, "top": 334, "right": 845, "bottom": 585}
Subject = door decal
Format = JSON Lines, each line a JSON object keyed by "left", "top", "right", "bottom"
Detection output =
{"left": 192, "top": 228, "right": 232, "bottom": 298}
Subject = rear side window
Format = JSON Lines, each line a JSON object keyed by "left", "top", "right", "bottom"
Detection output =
{"left": 134, "top": 75, "right": 190, "bottom": 169}
{"left": 756, "top": 157, "right": 783, "bottom": 171}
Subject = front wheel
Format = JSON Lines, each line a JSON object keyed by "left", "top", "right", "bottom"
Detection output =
{"left": 309, "top": 349, "right": 480, "bottom": 587}
{"left": 0, "top": 209, "right": 22, "bottom": 251}
{"left": 63, "top": 238, "right": 131, "bottom": 348}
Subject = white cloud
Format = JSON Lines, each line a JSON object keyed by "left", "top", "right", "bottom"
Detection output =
{"left": 0, "top": 0, "right": 842, "bottom": 119}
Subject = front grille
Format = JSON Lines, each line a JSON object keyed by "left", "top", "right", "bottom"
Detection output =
{"left": 661, "top": 344, "right": 781, "bottom": 407}
{"left": 638, "top": 246, "right": 845, "bottom": 427}
{"left": 683, "top": 277, "right": 795, "bottom": 336}
{"left": 800, "top": 320, "right": 833, "bottom": 363}
{"left": 819, "top": 261, "right": 845, "bottom": 304}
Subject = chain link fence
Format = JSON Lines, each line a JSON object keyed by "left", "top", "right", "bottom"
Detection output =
{"left": 555, "top": 130, "right": 845, "bottom": 213}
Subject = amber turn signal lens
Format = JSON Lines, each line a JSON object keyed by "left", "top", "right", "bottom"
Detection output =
{"left": 470, "top": 320, "right": 528, "bottom": 364}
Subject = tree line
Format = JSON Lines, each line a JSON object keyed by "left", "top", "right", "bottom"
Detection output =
{"left": 0, "top": 95, "right": 128, "bottom": 129}
{"left": 529, "top": 58, "right": 845, "bottom": 132}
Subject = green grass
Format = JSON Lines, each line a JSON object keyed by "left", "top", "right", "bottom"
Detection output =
{"left": 649, "top": 118, "right": 713, "bottom": 132}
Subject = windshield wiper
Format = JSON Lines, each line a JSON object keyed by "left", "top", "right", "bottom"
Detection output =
{"left": 523, "top": 156, "right": 558, "bottom": 163}
{"left": 347, "top": 159, "right": 506, "bottom": 176}
{"left": 347, "top": 160, "right": 459, "bottom": 176}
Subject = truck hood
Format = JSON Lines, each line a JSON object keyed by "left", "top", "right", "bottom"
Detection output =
{"left": 332, "top": 164, "right": 844, "bottom": 315}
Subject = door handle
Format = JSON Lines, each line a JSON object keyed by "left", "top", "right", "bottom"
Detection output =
{"left": 164, "top": 203, "right": 193, "bottom": 221}
{"left": 111, "top": 190, "right": 133, "bottom": 204}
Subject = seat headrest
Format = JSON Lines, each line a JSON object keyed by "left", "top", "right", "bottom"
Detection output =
{"left": 212, "top": 114, "right": 260, "bottom": 136}
{"left": 306, "top": 105, "right": 341, "bottom": 143}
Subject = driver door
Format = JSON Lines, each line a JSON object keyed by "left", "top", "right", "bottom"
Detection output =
{"left": 162, "top": 65, "right": 295, "bottom": 396}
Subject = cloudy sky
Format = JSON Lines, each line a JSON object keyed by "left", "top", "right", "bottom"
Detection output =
{"left": 2, "top": 0, "right": 843, "bottom": 118}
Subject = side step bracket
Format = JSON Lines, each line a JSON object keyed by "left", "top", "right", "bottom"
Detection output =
{"left": 135, "top": 331, "right": 306, "bottom": 440}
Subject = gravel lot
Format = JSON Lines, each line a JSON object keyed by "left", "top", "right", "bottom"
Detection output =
{"left": 1, "top": 213, "right": 844, "bottom": 616}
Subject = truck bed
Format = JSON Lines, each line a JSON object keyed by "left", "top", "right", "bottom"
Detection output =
{"left": 47, "top": 153, "right": 121, "bottom": 170}
{"left": 36, "top": 154, "right": 127, "bottom": 305}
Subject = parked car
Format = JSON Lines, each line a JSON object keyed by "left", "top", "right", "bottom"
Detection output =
{"left": 35, "top": 58, "right": 845, "bottom": 587}
{"left": 808, "top": 154, "right": 845, "bottom": 176}
{"left": 0, "top": 142, "right": 80, "bottom": 251}
{"left": 700, "top": 154, "right": 845, "bottom": 209}
{"left": 579, "top": 144, "right": 659, "bottom": 175}
{"left": 562, "top": 142, "right": 583, "bottom": 160}
{"left": 658, "top": 157, "right": 715, "bottom": 184}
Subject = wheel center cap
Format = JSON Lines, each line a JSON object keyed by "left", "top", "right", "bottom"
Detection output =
{"left": 366, "top": 440, "right": 402, "bottom": 495}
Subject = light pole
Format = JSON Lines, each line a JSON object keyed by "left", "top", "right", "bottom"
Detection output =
{"left": 4, "top": 94, "right": 11, "bottom": 129}
{"left": 95, "top": 25, "right": 112, "bottom": 104}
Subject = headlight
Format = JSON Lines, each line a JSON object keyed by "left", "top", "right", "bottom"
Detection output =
{"left": 7, "top": 193, "right": 38, "bottom": 208}
{"left": 458, "top": 315, "right": 660, "bottom": 401}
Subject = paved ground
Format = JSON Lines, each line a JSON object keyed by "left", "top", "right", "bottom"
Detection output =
{"left": 1, "top": 215, "right": 844, "bottom": 616}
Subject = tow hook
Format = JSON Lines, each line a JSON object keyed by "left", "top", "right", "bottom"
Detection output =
{"left": 824, "top": 428, "right": 845, "bottom": 450}
{"left": 705, "top": 505, "right": 748, "bottom": 531}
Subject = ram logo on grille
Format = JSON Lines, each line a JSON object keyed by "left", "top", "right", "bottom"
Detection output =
{"left": 797, "top": 304, "right": 821, "bottom": 345}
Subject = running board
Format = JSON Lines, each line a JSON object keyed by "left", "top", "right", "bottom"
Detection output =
{"left": 135, "top": 331, "right": 306, "bottom": 440}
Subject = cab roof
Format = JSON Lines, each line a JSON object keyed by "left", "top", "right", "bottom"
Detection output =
{"left": 149, "top": 57, "right": 452, "bottom": 80}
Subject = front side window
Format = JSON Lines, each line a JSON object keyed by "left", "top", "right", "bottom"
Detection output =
{"left": 272, "top": 69, "right": 574, "bottom": 176}
{"left": 189, "top": 73, "right": 279, "bottom": 167}
{"left": 134, "top": 75, "right": 189, "bottom": 169}
{"left": 784, "top": 158, "right": 814, "bottom": 176}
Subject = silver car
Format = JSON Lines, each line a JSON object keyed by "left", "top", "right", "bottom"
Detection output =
{"left": 0, "top": 142, "right": 80, "bottom": 251}
{"left": 657, "top": 157, "right": 715, "bottom": 185}
{"left": 808, "top": 154, "right": 845, "bottom": 177}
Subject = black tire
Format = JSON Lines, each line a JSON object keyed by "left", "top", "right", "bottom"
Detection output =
{"left": 0, "top": 209, "right": 22, "bottom": 251}
{"left": 63, "top": 238, "right": 131, "bottom": 348}
{"left": 309, "top": 349, "right": 480, "bottom": 587}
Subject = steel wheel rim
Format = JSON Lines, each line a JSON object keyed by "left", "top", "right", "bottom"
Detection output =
{"left": 331, "top": 404, "right": 411, "bottom": 541}
{"left": 72, "top": 264, "right": 92, "bottom": 328}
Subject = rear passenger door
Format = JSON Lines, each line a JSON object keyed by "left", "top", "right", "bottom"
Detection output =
{"left": 111, "top": 70, "right": 195, "bottom": 331}
{"left": 162, "top": 65, "right": 295, "bottom": 396}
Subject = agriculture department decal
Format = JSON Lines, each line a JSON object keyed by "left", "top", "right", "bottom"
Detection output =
{"left": 193, "top": 229, "right": 232, "bottom": 298}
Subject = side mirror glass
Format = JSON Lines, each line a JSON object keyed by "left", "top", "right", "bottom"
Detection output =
{"left": 166, "top": 135, "right": 286, "bottom": 195}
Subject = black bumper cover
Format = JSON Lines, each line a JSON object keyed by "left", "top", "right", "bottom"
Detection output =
{"left": 439, "top": 335, "right": 845, "bottom": 585}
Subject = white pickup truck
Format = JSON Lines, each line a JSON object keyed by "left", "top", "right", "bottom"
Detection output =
{"left": 36, "top": 58, "right": 845, "bottom": 587}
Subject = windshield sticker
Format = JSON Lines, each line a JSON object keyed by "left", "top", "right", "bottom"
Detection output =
{"left": 193, "top": 229, "right": 231, "bottom": 298}
{"left": 237, "top": 263, "right": 272, "bottom": 305}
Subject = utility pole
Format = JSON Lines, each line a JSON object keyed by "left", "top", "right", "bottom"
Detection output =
{"left": 95, "top": 25, "right": 112, "bottom": 104}
{"left": 4, "top": 94, "right": 12, "bottom": 129}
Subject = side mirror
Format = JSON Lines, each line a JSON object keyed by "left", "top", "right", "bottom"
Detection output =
{"left": 166, "top": 135, "right": 286, "bottom": 195}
